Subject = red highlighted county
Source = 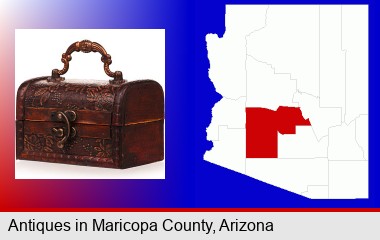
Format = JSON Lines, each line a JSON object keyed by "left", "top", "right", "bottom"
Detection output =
{"left": 246, "top": 106, "right": 311, "bottom": 158}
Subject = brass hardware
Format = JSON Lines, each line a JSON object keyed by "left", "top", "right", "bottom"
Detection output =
{"left": 51, "top": 110, "right": 77, "bottom": 148}
{"left": 48, "top": 40, "right": 125, "bottom": 84}
{"left": 52, "top": 127, "right": 64, "bottom": 137}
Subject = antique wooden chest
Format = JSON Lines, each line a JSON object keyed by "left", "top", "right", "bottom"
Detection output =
{"left": 16, "top": 40, "right": 164, "bottom": 169}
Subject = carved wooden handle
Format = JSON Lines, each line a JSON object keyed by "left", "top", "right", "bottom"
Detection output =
{"left": 48, "top": 40, "right": 124, "bottom": 84}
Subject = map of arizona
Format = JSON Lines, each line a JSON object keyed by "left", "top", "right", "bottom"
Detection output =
{"left": 205, "top": 5, "right": 368, "bottom": 199}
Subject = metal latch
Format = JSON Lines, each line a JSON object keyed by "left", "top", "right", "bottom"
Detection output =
{"left": 51, "top": 110, "right": 77, "bottom": 148}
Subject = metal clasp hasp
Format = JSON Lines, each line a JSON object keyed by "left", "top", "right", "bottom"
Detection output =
{"left": 51, "top": 110, "right": 77, "bottom": 148}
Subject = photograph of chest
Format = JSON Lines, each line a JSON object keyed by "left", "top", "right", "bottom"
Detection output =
{"left": 16, "top": 40, "right": 164, "bottom": 169}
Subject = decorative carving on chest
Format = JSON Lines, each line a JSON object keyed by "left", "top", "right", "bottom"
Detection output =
{"left": 23, "top": 133, "right": 112, "bottom": 158}
{"left": 25, "top": 82, "right": 116, "bottom": 111}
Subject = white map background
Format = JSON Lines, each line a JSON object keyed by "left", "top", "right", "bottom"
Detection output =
{"left": 205, "top": 5, "right": 368, "bottom": 199}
